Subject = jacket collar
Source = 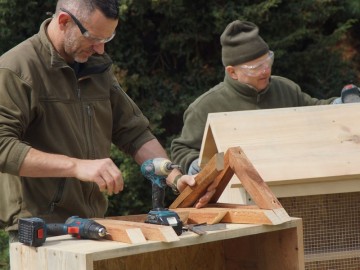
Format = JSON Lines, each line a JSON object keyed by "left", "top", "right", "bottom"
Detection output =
{"left": 38, "top": 18, "right": 112, "bottom": 78}
{"left": 224, "top": 72, "right": 271, "bottom": 97}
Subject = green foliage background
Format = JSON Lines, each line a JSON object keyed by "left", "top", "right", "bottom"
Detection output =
{"left": 107, "top": 0, "right": 360, "bottom": 215}
{"left": 1, "top": 0, "right": 360, "bottom": 268}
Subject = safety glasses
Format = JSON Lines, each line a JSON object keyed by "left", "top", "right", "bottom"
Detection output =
{"left": 239, "top": 51, "right": 274, "bottom": 77}
{"left": 60, "top": 7, "right": 115, "bottom": 44}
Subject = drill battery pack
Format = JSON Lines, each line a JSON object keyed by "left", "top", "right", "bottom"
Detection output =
{"left": 18, "top": 217, "right": 47, "bottom": 247}
{"left": 145, "top": 208, "right": 183, "bottom": 236}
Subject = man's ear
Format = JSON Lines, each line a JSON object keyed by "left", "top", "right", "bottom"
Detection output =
{"left": 225, "top": 66, "right": 238, "bottom": 80}
{"left": 58, "top": 12, "right": 71, "bottom": 31}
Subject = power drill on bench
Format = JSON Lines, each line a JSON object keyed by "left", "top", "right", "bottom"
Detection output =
{"left": 18, "top": 216, "right": 108, "bottom": 247}
{"left": 141, "top": 158, "right": 183, "bottom": 235}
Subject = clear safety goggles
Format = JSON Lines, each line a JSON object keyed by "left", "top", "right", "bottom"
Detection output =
{"left": 60, "top": 7, "right": 116, "bottom": 44}
{"left": 239, "top": 51, "right": 274, "bottom": 77}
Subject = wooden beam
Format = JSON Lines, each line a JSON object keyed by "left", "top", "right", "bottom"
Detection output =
{"left": 221, "top": 208, "right": 282, "bottom": 225}
{"left": 169, "top": 152, "right": 224, "bottom": 208}
{"left": 207, "top": 203, "right": 259, "bottom": 209}
{"left": 106, "top": 214, "right": 147, "bottom": 223}
{"left": 95, "top": 219, "right": 180, "bottom": 243}
{"left": 209, "top": 149, "right": 234, "bottom": 203}
{"left": 172, "top": 207, "right": 285, "bottom": 225}
{"left": 173, "top": 208, "right": 228, "bottom": 224}
{"left": 229, "top": 147, "right": 283, "bottom": 210}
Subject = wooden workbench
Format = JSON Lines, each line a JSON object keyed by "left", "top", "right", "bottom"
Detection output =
{"left": 10, "top": 218, "right": 303, "bottom": 270}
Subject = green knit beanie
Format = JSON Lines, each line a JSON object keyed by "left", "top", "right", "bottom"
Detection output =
{"left": 220, "top": 20, "right": 269, "bottom": 67}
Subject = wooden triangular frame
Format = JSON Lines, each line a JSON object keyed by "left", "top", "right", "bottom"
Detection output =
{"left": 99, "top": 147, "right": 291, "bottom": 244}
{"left": 169, "top": 147, "right": 291, "bottom": 225}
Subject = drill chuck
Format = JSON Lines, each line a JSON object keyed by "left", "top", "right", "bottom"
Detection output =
{"left": 98, "top": 227, "right": 107, "bottom": 237}
{"left": 147, "top": 158, "right": 180, "bottom": 176}
{"left": 141, "top": 158, "right": 181, "bottom": 188}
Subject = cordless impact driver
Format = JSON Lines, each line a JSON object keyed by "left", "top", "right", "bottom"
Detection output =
{"left": 141, "top": 158, "right": 183, "bottom": 235}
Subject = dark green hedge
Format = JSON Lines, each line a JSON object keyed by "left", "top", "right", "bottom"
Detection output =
{"left": 0, "top": 0, "right": 359, "bottom": 216}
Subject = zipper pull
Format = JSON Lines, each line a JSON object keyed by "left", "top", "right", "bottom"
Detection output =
{"left": 50, "top": 202, "right": 55, "bottom": 213}
{"left": 87, "top": 105, "right": 93, "bottom": 117}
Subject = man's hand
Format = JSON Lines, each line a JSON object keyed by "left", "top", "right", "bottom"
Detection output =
{"left": 341, "top": 84, "right": 360, "bottom": 103}
{"left": 188, "top": 158, "right": 201, "bottom": 175}
{"left": 176, "top": 174, "right": 195, "bottom": 192}
{"left": 19, "top": 148, "right": 124, "bottom": 196}
{"left": 72, "top": 158, "right": 124, "bottom": 195}
{"left": 332, "top": 84, "right": 360, "bottom": 104}
{"left": 173, "top": 172, "right": 218, "bottom": 209}
{"left": 194, "top": 176, "right": 217, "bottom": 208}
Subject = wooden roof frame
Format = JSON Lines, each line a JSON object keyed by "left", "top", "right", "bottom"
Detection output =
{"left": 169, "top": 147, "right": 291, "bottom": 225}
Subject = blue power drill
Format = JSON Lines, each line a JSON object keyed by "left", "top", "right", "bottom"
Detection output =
{"left": 141, "top": 158, "right": 183, "bottom": 235}
{"left": 18, "top": 216, "right": 107, "bottom": 247}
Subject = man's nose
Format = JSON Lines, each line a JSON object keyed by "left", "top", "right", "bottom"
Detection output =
{"left": 93, "top": 43, "right": 105, "bottom": 55}
{"left": 262, "top": 64, "right": 272, "bottom": 74}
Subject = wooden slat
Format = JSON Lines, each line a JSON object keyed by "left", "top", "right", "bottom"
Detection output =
{"left": 229, "top": 147, "right": 283, "bottom": 210}
{"left": 95, "top": 219, "right": 180, "bottom": 243}
{"left": 207, "top": 203, "right": 259, "bottom": 209}
{"left": 173, "top": 208, "right": 228, "bottom": 224}
{"left": 94, "top": 218, "right": 147, "bottom": 244}
{"left": 273, "top": 208, "right": 291, "bottom": 222}
{"left": 221, "top": 208, "right": 282, "bottom": 225}
{"left": 173, "top": 207, "right": 284, "bottom": 225}
{"left": 106, "top": 227, "right": 146, "bottom": 244}
{"left": 106, "top": 214, "right": 147, "bottom": 223}
{"left": 209, "top": 149, "right": 234, "bottom": 203}
{"left": 169, "top": 152, "right": 224, "bottom": 208}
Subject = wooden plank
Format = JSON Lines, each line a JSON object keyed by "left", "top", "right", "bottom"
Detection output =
{"left": 209, "top": 148, "right": 234, "bottom": 203}
{"left": 106, "top": 214, "right": 147, "bottom": 223}
{"left": 206, "top": 203, "right": 288, "bottom": 224}
{"left": 207, "top": 202, "right": 259, "bottom": 209}
{"left": 99, "top": 221, "right": 146, "bottom": 244}
{"left": 94, "top": 222, "right": 304, "bottom": 270}
{"left": 174, "top": 207, "right": 284, "bottom": 225}
{"left": 235, "top": 178, "right": 360, "bottom": 198}
{"left": 273, "top": 208, "right": 291, "bottom": 223}
{"left": 107, "top": 227, "right": 146, "bottom": 244}
{"left": 222, "top": 208, "right": 282, "bottom": 225}
{"left": 169, "top": 152, "right": 224, "bottom": 208}
{"left": 228, "top": 147, "right": 283, "bottom": 210}
{"left": 173, "top": 208, "right": 228, "bottom": 224}
{"left": 95, "top": 219, "right": 180, "bottom": 243}
{"left": 199, "top": 122, "right": 218, "bottom": 168}
{"left": 223, "top": 226, "right": 304, "bottom": 270}
{"left": 94, "top": 241, "right": 227, "bottom": 270}
{"left": 94, "top": 219, "right": 147, "bottom": 244}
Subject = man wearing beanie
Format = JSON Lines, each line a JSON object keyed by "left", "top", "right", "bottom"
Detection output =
{"left": 170, "top": 20, "right": 345, "bottom": 207}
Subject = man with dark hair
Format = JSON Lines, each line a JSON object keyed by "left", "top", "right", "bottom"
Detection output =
{"left": 0, "top": 0, "right": 197, "bottom": 241}
{"left": 171, "top": 20, "right": 356, "bottom": 207}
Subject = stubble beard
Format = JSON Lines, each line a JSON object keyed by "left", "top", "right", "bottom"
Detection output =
{"left": 64, "top": 30, "right": 90, "bottom": 63}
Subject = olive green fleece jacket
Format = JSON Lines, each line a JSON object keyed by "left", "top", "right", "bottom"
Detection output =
{"left": 0, "top": 19, "right": 155, "bottom": 231}
{"left": 171, "top": 73, "right": 336, "bottom": 173}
